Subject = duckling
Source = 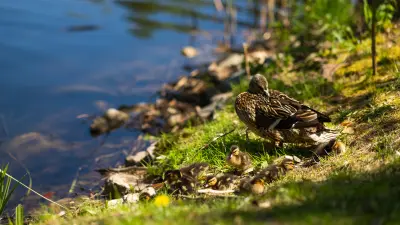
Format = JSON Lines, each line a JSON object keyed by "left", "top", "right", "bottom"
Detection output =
{"left": 250, "top": 177, "right": 265, "bottom": 194}
{"left": 180, "top": 162, "right": 209, "bottom": 179}
{"left": 238, "top": 177, "right": 265, "bottom": 195}
{"left": 256, "top": 158, "right": 295, "bottom": 183}
{"left": 204, "top": 174, "right": 240, "bottom": 190}
{"left": 226, "top": 145, "right": 253, "bottom": 173}
{"left": 315, "top": 139, "right": 347, "bottom": 156}
{"left": 163, "top": 169, "right": 197, "bottom": 195}
{"left": 332, "top": 140, "right": 346, "bottom": 154}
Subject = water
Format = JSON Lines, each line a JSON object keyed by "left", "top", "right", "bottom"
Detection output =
{"left": 0, "top": 0, "right": 252, "bottom": 211}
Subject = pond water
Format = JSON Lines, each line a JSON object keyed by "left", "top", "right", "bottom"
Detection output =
{"left": 0, "top": 0, "right": 252, "bottom": 211}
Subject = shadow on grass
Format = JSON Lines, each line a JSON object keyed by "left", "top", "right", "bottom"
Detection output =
{"left": 219, "top": 160, "right": 400, "bottom": 224}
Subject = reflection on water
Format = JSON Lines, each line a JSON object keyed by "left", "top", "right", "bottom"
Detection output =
{"left": 0, "top": 0, "right": 256, "bottom": 211}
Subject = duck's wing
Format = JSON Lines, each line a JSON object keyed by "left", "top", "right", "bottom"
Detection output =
{"left": 255, "top": 90, "right": 330, "bottom": 129}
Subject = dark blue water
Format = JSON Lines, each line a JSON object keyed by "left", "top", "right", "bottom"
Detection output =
{"left": 0, "top": 0, "right": 251, "bottom": 210}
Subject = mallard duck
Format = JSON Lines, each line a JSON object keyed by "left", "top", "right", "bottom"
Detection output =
{"left": 226, "top": 145, "right": 253, "bottom": 173}
{"left": 204, "top": 174, "right": 240, "bottom": 190}
{"left": 235, "top": 74, "right": 338, "bottom": 148}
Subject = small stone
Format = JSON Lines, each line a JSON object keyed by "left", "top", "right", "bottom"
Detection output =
{"left": 104, "top": 173, "right": 147, "bottom": 198}
{"left": 139, "top": 187, "right": 157, "bottom": 200}
{"left": 292, "top": 156, "right": 302, "bottom": 163}
{"left": 342, "top": 127, "right": 355, "bottom": 134}
{"left": 105, "top": 108, "right": 129, "bottom": 125}
{"left": 107, "top": 198, "right": 123, "bottom": 208}
{"left": 57, "top": 211, "right": 66, "bottom": 217}
{"left": 123, "top": 193, "right": 140, "bottom": 204}
{"left": 253, "top": 200, "right": 271, "bottom": 208}
{"left": 125, "top": 151, "right": 151, "bottom": 166}
{"left": 181, "top": 46, "right": 198, "bottom": 58}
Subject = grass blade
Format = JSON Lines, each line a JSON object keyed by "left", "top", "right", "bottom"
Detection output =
{"left": 15, "top": 204, "right": 23, "bottom": 225}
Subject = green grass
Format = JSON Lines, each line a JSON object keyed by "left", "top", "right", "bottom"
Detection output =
{"left": 0, "top": 164, "right": 20, "bottom": 218}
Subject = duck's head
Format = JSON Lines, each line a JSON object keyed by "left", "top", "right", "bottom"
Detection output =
{"left": 230, "top": 145, "right": 240, "bottom": 156}
{"left": 164, "top": 170, "right": 182, "bottom": 181}
{"left": 204, "top": 176, "right": 218, "bottom": 188}
{"left": 227, "top": 145, "right": 241, "bottom": 166}
{"left": 281, "top": 158, "right": 295, "bottom": 171}
{"left": 250, "top": 177, "right": 265, "bottom": 194}
{"left": 249, "top": 74, "right": 269, "bottom": 97}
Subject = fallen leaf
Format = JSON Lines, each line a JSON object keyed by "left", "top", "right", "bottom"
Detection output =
{"left": 43, "top": 192, "right": 55, "bottom": 199}
{"left": 342, "top": 127, "right": 355, "bottom": 134}
{"left": 340, "top": 120, "right": 353, "bottom": 127}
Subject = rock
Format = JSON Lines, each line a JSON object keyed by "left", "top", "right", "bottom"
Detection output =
{"left": 125, "top": 141, "right": 156, "bottom": 166}
{"left": 139, "top": 187, "right": 157, "bottom": 200}
{"left": 104, "top": 108, "right": 129, "bottom": 126}
{"left": 125, "top": 152, "right": 151, "bottom": 166}
{"left": 90, "top": 117, "right": 109, "bottom": 137}
{"left": 208, "top": 53, "right": 243, "bottom": 81}
{"left": 160, "top": 76, "right": 216, "bottom": 106}
{"left": 196, "top": 92, "right": 233, "bottom": 120}
{"left": 106, "top": 198, "right": 123, "bottom": 208}
{"left": 104, "top": 173, "right": 147, "bottom": 198}
{"left": 123, "top": 193, "right": 140, "bottom": 204}
{"left": 89, "top": 108, "right": 130, "bottom": 137}
{"left": 181, "top": 46, "right": 198, "bottom": 58}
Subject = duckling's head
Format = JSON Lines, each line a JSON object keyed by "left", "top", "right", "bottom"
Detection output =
{"left": 230, "top": 145, "right": 240, "bottom": 156}
{"left": 332, "top": 140, "right": 346, "bottom": 154}
{"left": 227, "top": 145, "right": 242, "bottom": 166}
{"left": 204, "top": 176, "right": 218, "bottom": 188}
{"left": 281, "top": 158, "right": 295, "bottom": 171}
{"left": 249, "top": 74, "right": 269, "bottom": 97}
{"left": 164, "top": 170, "right": 182, "bottom": 181}
{"left": 250, "top": 177, "right": 265, "bottom": 194}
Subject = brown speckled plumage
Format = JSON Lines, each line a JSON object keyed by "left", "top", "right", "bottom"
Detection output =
{"left": 235, "top": 74, "right": 338, "bottom": 146}
{"left": 204, "top": 174, "right": 240, "bottom": 190}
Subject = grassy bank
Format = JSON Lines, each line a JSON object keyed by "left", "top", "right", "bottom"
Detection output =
{"left": 30, "top": 22, "right": 400, "bottom": 224}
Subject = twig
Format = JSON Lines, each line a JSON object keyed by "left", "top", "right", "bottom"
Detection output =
{"left": 0, "top": 169, "right": 68, "bottom": 210}
{"left": 197, "top": 189, "right": 235, "bottom": 195}
{"left": 199, "top": 128, "right": 236, "bottom": 151}
{"left": 213, "top": 0, "right": 224, "bottom": 12}
{"left": 97, "top": 166, "right": 147, "bottom": 173}
{"left": 243, "top": 43, "right": 251, "bottom": 79}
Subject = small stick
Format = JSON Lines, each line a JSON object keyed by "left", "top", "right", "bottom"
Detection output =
{"left": 243, "top": 42, "right": 251, "bottom": 79}
{"left": 197, "top": 189, "right": 235, "bottom": 194}
{"left": 0, "top": 168, "right": 68, "bottom": 210}
{"left": 96, "top": 166, "right": 147, "bottom": 174}
{"left": 213, "top": 0, "right": 224, "bottom": 12}
{"left": 199, "top": 128, "right": 236, "bottom": 151}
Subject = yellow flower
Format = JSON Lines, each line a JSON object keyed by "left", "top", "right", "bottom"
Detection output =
{"left": 154, "top": 195, "right": 170, "bottom": 207}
